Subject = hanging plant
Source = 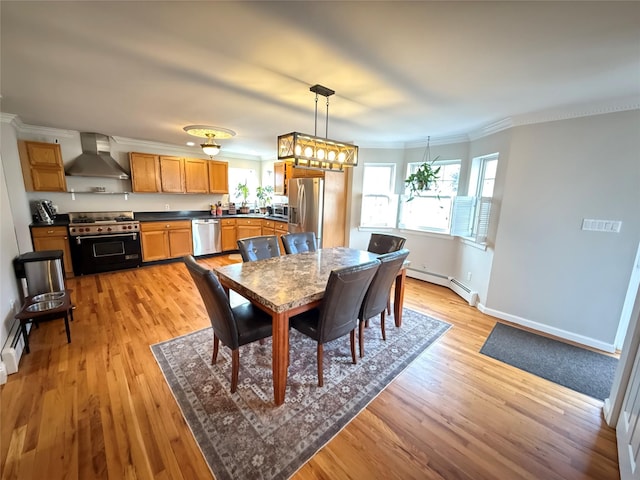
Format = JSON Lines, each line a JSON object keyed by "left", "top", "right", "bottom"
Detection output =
{"left": 405, "top": 136, "right": 440, "bottom": 201}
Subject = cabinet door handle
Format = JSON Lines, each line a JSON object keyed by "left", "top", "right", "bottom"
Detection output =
{"left": 47, "top": 230, "right": 54, "bottom": 234}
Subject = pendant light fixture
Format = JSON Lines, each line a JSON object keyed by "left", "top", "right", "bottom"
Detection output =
{"left": 277, "top": 84, "right": 358, "bottom": 171}
{"left": 183, "top": 125, "right": 236, "bottom": 158}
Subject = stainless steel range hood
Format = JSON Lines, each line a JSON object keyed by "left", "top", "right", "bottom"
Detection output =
{"left": 65, "top": 132, "right": 130, "bottom": 179}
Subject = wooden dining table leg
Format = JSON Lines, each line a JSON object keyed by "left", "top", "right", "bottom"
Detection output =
{"left": 394, "top": 268, "right": 407, "bottom": 327}
{"left": 272, "top": 311, "right": 289, "bottom": 406}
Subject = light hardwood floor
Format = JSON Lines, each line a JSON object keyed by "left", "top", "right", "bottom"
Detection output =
{"left": 1, "top": 256, "right": 619, "bottom": 479}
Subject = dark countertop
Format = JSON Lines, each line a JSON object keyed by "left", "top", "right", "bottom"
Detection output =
{"left": 29, "top": 212, "right": 288, "bottom": 227}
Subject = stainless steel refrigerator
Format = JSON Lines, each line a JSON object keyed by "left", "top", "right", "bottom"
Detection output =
{"left": 288, "top": 177, "right": 324, "bottom": 247}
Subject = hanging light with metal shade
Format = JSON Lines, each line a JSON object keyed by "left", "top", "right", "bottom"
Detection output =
{"left": 278, "top": 84, "right": 358, "bottom": 171}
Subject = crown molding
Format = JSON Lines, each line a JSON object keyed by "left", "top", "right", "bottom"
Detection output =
{"left": 467, "top": 118, "right": 514, "bottom": 141}
{"left": 0, "top": 112, "right": 20, "bottom": 126}
{"left": 404, "top": 133, "right": 470, "bottom": 148}
{"left": 4, "top": 116, "right": 77, "bottom": 138}
{"left": 112, "top": 136, "right": 263, "bottom": 161}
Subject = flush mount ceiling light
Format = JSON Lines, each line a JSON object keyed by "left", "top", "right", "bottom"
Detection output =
{"left": 183, "top": 125, "right": 236, "bottom": 158}
{"left": 277, "top": 84, "right": 358, "bottom": 171}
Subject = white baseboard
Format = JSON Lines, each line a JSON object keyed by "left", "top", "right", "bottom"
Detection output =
{"left": 0, "top": 362, "right": 7, "bottom": 385}
{"left": 481, "top": 306, "right": 616, "bottom": 353}
{"left": 406, "top": 268, "right": 449, "bottom": 287}
{"left": 1, "top": 321, "right": 27, "bottom": 375}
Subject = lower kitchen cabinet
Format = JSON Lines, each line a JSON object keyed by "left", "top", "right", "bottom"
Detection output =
{"left": 262, "top": 219, "right": 275, "bottom": 236}
{"left": 30, "top": 225, "right": 74, "bottom": 277}
{"left": 140, "top": 220, "right": 192, "bottom": 262}
{"left": 274, "top": 220, "right": 288, "bottom": 253}
{"left": 220, "top": 219, "right": 236, "bottom": 252}
{"left": 236, "top": 218, "right": 262, "bottom": 240}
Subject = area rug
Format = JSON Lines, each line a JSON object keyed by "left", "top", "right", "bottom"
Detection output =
{"left": 151, "top": 308, "right": 450, "bottom": 480}
{"left": 480, "top": 322, "right": 618, "bottom": 400}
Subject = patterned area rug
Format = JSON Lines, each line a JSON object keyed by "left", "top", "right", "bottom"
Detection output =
{"left": 151, "top": 308, "right": 450, "bottom": 480}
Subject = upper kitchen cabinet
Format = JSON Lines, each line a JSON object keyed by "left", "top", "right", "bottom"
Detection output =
{"left": 159, "top": 155, "right": 185, "bottom": 193}
{"left": 130, "top": 152, "right": 161, "bottom": 192}
{"left": 208, "top": 160, "right": 229, "bottom": 193}
{"left": 18, "top": 141, "right": 67, "bottom": 192}
{"left": 184, "top": 158, "right": 209, "bottom": 193}
{"left": 273, "top": 161, "right": 323, "bottom": 195}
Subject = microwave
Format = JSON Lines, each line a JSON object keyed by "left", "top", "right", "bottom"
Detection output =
{"left": 272, "top": 204, "right": 288, "bottom": 219}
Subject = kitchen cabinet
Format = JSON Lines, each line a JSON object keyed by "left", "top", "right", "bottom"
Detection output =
{"left": 184, "top": 158, "right": 209, "bottom": 193}
{"left": 159, "top": 156, "right": 185, "bottom": 193}
{"left": 236, "top": 218, "right": 262, "bottom": 241}
{"left": 274, "top": 220, "right": 288, "bottom": 253}
{"left": 208, "top": 160, "right": 229, "bottom": 193}
{"left": 220, "top": 218, "right": 236, "bottom": 252}
{"left": 321, "top": 171, "right": 348, "bottom": 248}
{"left": 18, "top": 141, "right": 67, "bottom": 192}
{"left": 31, "top": 225, "right": 74, "bottom": 277}
{"left": 130, "top": 152, "right": 161, "bottom": 192}
{"left": 262, "top": 219, "right": 275, "bottom": 236}
{"left": 140, "top": 220, "right": 192, "bottom": 262}
{"left": 273, "top": 161, "right": 323, "bottom": 196}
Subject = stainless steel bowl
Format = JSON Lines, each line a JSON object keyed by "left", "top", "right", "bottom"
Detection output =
{"left": 32, "top": 291, "right": 65, "bottom": 302}
{"left": 26, "top": 300, "right": 64, "bottom": 312}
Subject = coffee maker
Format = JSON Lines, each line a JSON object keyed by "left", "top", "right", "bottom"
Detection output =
{"left": 33, "top": 200, "right": 56, "bottom": 224}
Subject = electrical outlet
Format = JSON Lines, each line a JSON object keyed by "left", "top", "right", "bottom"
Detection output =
{"left": 164, "top": 204, "right": 170, "bottom": 211}
{"left": 9, "top": 300, "right": 15, "bottom": 313}
{"left": 466, "top": 272, "right": 472, "bottom": 281}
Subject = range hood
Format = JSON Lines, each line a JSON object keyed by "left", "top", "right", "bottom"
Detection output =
{"left": 65, "top": 132, "right": 130, "bottom": 179}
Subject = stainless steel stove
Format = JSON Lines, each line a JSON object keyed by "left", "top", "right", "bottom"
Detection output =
{"left": 68, "top": 211, "right": 141, "bottom": 275}
{"left": 68, "top": 211, "right": 140, "bottom": 236}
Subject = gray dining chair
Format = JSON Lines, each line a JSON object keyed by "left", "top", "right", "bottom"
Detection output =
{"left": 237, "top": 235, "right": 281, "bottom": 262}
{"left": 183, "top": 255, "right": 273, "bottom": 393}
{"left": 358, "top": 249, "right": 410, "bottom": 357}
{"left": 290, "top": 259, "right": 380, "bottom": 387}
{"left": 367, "top": 233, "right": 407, "bottom": 314}
{"left": 367, "top": 233, "right": 407, "bottom": 254}
{"left": 281, "top": 232, "right": 318, "bottom": 254}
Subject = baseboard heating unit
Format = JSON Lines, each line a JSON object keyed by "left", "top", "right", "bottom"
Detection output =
{"left": 449, "top": 278, "right": 479, "bottom": 307}
{"left": 1, "top": 321, "right": 28, "bottom": 375}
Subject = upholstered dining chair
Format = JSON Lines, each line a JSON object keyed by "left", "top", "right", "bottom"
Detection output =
{"left": 358, "top": 249, "right": 410, "bottom": 357}
{"left": 237, "top": 235, "right": 281, "bottom": 262}
{"left": 367, "top": 233, "right": 407, "bottom": 314}
{"left": 367, "top": 233, "right": 407, "bottom": 254}
{"left": 281, "top": 232, "right": 318, "bottom": 254}
{"left": 290, "top": 259, "right": 380, "bottom": 387}
{"left": 183, "top": 255, "right": 273, "bottom": 393}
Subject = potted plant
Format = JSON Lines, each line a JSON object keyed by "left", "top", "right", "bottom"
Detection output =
{"left": 235, "top": 181, "right": 251, "bottom": 213}
{"left": 256, "top": 185, "right": 274, "bottom": 214}
{"left": 405, "top": 159, "right": 441, "bottom": 201}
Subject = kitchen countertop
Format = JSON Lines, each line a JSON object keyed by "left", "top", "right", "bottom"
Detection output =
{"left": 29, "top": 212, "right": 288, "bottom": 227}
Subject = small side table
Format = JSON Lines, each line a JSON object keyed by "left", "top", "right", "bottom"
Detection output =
{"left": 14, "top": 291, "right": 74, "bottom": 354}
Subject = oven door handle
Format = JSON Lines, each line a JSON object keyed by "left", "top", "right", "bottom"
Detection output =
{"left": 75, "top": 233, "right": 138, "bottom": 244}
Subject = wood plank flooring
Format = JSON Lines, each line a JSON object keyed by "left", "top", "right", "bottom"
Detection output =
{"left": 1, "top": 255, "right": 619, "bottom": 479}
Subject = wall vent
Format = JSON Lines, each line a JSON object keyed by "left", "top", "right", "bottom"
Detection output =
{"left": 449, "top": 277, "right": 479, "bottom": 306}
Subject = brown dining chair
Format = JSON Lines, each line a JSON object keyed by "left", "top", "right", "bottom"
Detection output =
{"left": 281, "top": 232, "right": 318, "bottom": 254}
{"left": 183, "top": 255, "right": 273, "bottom": 393}
{"left": 367, "top": 233, "right": 407, "bottom": 314}
{"left": 358, "top": 249, "right": 410, "bottom": 357}
{"left": 237, "top": 235, "right": 281, "bottom": 262}
{"left": 290, "top": 259, "right": 380, "bottom": 387}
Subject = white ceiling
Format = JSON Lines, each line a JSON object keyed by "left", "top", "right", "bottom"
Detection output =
{"left": 2, "top": 1, "right": 639, "bottom": 159}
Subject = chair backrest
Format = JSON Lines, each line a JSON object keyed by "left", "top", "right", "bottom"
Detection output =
{"left": 183, "top": 256, "right": 240, "bottom": 349}
{"left": 360, "top": 249, "right": 410, "bottom": 321}
{"left": 317, "top": 260, "right": 380, "bottom": 344}
{"left": 237, "top": 235, "right": 281, "bottom": 262}
{"left": 367, "top": 233, "right": 406, "bottom": 254}
{"left": 281, "top": 232, "right": 318, "bottom": 254}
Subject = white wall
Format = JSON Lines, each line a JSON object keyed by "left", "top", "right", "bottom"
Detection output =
{"left": 486, "top": 110, "right": 640, "bottom": 349}
{"left": 0, "top": 121, "right": 25, "bottom": 355}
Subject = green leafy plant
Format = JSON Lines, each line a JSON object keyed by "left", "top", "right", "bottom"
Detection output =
{"left": 235, "top": 181, "right": 250, "bottom": 206}
{"left": 256, "top": 185, "right": 274, "bottom": 207}
{"left": 405, "top": 158, "right": 441, "bottom": 201}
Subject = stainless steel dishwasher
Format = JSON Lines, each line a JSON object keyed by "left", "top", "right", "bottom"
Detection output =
{"left": 192, "top": 218, "right": 221, "bottom": 255}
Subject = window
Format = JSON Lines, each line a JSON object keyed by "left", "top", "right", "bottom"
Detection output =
{"left": 228, "top": 168, "right": 260, "bottom": 206}
{"left": 451, "top": 153, "right": 498, "bottom": 243}
{"left": 398, "top": 159, "right": 461, "bottom": 233}
{"left": 360, "top": 163, "right": 398, "bottom": 228}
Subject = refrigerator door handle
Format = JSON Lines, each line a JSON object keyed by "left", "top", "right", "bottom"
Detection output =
{"left": 299, "top": 182, "right": 306, "bottom": 227}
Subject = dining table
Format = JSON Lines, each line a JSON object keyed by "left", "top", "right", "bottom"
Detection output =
{"left": 214, "top": 246, "right": 408, "bottom": 405}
